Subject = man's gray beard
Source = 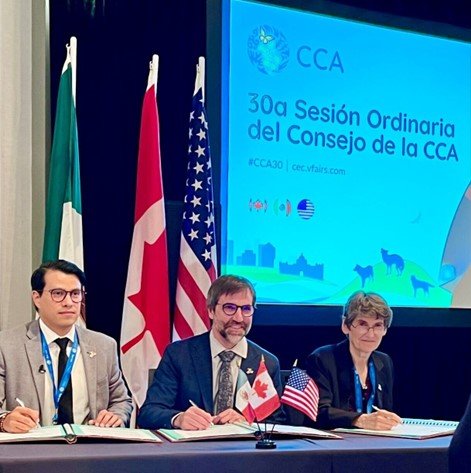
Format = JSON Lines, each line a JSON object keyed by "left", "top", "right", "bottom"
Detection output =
{"left": 219, "top": 325, "right": 249, "bottom": 344}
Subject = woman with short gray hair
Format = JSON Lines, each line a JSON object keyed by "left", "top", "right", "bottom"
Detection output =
{"left": 306, "top": 291, "right": 401, "bottom": 430}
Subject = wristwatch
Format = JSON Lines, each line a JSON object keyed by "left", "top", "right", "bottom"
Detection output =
{"left": 0, "top": 412, "right": 9, "bottom": 432}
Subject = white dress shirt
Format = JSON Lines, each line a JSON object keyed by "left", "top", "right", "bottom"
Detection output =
{"left": 39, "top": 320, "right": 90, "bottom": 425}
{"left": 209, "top": 331, "right": 248, "bottom": 411}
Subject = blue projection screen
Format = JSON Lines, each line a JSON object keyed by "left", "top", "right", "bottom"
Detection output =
{"left": 219, "top": 0, "right": 471, "bottom": 310}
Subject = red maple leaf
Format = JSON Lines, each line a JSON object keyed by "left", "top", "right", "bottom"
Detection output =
{"left": 121, "top": 238, "right": 170, "bottom": 356}
{"left": 253, "top": 380, "right": 268, "bottom": 399}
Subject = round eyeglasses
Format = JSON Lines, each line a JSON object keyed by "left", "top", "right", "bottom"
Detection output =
{"left": 41, "top": 288, "right": 85, "bottom": 303}
{"left": 350, "top": 321, "right": 386, "bottom": 335}
{"left": 216, "top": 303, "right": 255, "bottom": 317}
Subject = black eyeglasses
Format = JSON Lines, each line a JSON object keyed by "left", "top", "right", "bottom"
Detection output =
{"left": 41, "top": 289, "right": 85, "bottom": 303}
{"left": 216, "top": 303, "right": 255, "bottom": 317}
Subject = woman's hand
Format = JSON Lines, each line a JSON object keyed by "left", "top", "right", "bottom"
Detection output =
{"left": 353, "top": 408, "right": 402, "bottom": 430}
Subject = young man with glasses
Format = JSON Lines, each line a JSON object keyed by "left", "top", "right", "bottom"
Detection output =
{"left": 138, "top": 275, "right": 284, "bottom": 430}
{"left": 0, "top": 260, "right": 132, "bottom": 433}
{"left": 305, "top": 291, "right": 402, "bottom": 430}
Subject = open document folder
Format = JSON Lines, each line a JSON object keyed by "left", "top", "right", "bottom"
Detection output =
{"left": 0, "top": 424, "right": 161, "bottom": 444}
{"left": 158, "top": 422, "right": 341, "bottom": 442}
{"left": 334, "top": 418, "right": 459, "bottom": 439}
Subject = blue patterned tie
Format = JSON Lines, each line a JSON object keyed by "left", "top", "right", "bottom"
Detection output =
{"left": 215, "top": 351, "right": 236, "bottom": 414}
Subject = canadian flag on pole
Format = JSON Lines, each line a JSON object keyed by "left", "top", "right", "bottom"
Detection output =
{"left": 120, "top": 55, "right": 170, "bottom": 409}
{"left": 248, "top": 357, "right": 281, "bottom": 421}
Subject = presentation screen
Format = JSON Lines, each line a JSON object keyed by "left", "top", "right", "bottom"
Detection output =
{"left": 218, "top": 0, "right": 471, "bottom": 317}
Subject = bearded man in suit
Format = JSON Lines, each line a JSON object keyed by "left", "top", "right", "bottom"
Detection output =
{"left": 0, "top": 260, "right": 132, "bottom": 433}
{"left": 138, "top": 275, "right": 284, "bottom": 430}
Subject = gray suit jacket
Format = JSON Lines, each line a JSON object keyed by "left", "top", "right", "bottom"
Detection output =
{"left": 0, "top": 320, "right": 132, "bottom": 425}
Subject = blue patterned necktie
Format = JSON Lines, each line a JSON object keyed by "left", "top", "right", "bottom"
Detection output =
{"left": 215, "top": 351, "right": 236, "bottom": 414}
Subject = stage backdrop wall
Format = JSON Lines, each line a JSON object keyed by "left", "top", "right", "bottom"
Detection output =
{"left": 49, "top": 0, "right": 471, "bottom": 421}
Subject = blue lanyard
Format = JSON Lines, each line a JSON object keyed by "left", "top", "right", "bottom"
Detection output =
{"left": 40, "top": 331, "right": 79, "bottom": 424}
{"left": 353, "top": 360, "right": 376, "bottom": 414}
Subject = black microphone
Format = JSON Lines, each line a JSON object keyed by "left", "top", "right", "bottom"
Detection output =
{"left": 38, "top": 365, "right": 46, "bottom": 374}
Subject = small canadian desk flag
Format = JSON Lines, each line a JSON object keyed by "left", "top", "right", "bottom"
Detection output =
{"left": 248, "top": 356, "right": 281, "bottom": 421}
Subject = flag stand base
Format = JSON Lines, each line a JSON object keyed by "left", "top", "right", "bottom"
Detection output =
{"left": 255, "top": 439, "right": 277, "bottom": 449}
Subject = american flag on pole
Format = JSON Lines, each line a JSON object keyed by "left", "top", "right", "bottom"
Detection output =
{"left": 173, "top": 57, "right": 217, "bottom": 341}
{"left": 281, "top": 367, "right": 319, "bottom": 421}
{"left": 120, "top": 55, "right": 170, "bottom": 409}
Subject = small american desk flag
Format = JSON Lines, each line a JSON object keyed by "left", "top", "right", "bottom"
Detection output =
{"left": 281, "top": 367, "right": 319, "bottom": 421}
{"left": 173, "top": 58, "right": 217, "bottom": 340}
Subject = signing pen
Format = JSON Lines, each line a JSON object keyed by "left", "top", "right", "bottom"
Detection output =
{"left": 373, "top": 405, "right": 403, "bottom": 424}
{"left": 189, "top": 399, "right": 214, "bottom": 426}
{"left": 15, "top": 398, "right": 41, "bottom": 428}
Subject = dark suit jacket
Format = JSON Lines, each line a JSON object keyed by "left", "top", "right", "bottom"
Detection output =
{"left": 306, "top": 339, "right": 394, "bottom": 429}
{"left": 449, "top": 393, "right": 471, "bottom": 473}
{"left": 138, "top": 332, "right": 284, "bottom": 429}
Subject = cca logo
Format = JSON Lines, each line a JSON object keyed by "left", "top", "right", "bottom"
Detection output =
{"left": 247, "top": 25, "right": 289, "bottom": 75}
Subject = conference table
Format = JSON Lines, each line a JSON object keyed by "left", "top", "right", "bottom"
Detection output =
{"left": 0, "top": 433, "right": 451, "bottom": 473}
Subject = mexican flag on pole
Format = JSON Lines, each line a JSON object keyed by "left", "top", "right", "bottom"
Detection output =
{"left": 43, "top": 36, "right": 84, "bottom": 272}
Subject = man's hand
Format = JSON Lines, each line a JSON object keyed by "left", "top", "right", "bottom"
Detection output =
{"left": 213, "top": 408, "right": 246, "bottom": 425}
{"left": 173, "top": 406, "right": 213, "bottom": 430}
{"left": 2, "top": 407, "right": 40, "bottom": 433}
{"left": 353, "top": 409, "right": 402, "bottom": 430}
{"left": 88, "top": 410, "right": 123, "bottom": 428}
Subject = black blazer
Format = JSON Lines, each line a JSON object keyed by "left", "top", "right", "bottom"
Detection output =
{"left": 449, "top": 393, "right": 471, "bottom": 473}
{"left": 138, "top": 332, "right": 284, "bottom": 429}
{"left": 306, "top": 339, "right": 394, "bottom": 429}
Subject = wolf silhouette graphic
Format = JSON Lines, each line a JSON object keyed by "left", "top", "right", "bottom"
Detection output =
{"left": 381, "top": 248, "right": 404, "bottom": 276}
{"left": 411, "top": 275, "right": 434, "bottom": 297}
{"left": 353, "top": 264, "right": 374, "bottom": 288}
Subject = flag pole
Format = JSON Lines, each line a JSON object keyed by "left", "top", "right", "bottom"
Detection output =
{"left": 68, "top": 37, "right": 77, "bottom": 103}
{"left": 149, "top": 54, "right": 159, "bottom": 91}
{"left": 255, "top": 353, "right": 277, "bottom": 449}
{"left": 195, "top": 56, "right": 205, "bottom": 102}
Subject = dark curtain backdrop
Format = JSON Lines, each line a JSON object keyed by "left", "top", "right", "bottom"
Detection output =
{"left": 49, "top": 0, "right": 471, "bottom": 421}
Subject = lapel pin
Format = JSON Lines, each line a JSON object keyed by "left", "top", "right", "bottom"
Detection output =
{"left": 246, "top": 368, "right": 254, "bottom": 375}
{"left": 87, "top": 351, "right": 96, "bottom": 358}
{"left": 378, "top": 384, "right": 382, "bottom": 391}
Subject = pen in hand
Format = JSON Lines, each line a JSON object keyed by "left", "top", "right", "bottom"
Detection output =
{"left": 189, "top": 399, "right": 214, "bottom": 426}
{"left": 372, "top": 405, "right": 402, "bottom": 424}
{"left": 15, "top": 398, "right": 41, "bottom": 428}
